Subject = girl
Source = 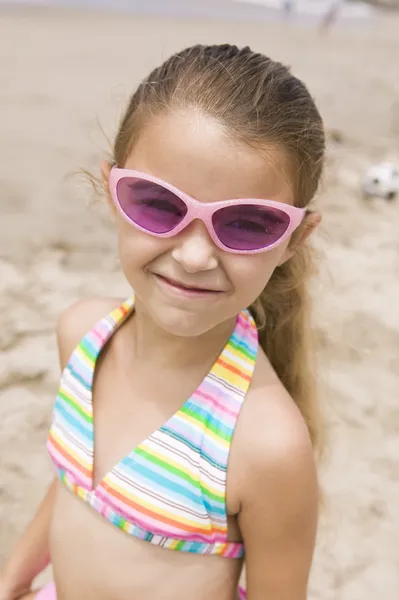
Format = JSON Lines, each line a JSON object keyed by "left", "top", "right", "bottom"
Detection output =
{"left": 0, "top": 44, "right": 325, "bottom": 600}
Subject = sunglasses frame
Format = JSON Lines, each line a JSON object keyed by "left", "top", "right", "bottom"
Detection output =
{"left": 109, "top": 167, "right": 306, "bottom": 254}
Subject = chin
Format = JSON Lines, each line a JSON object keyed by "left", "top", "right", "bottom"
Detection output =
{"left": 150, "top": 304, "right": 220, "bottom": 338}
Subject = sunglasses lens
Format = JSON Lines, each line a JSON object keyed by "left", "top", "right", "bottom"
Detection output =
{"left": 212, "top": 204, "right": 290, "bottom": 251}
{"left": 116, "top": 177, "right": 187, "bottom": 234}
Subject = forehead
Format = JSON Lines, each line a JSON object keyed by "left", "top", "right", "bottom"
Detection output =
{"left": 124, "top": 110, "right": 294, "bottom": 204}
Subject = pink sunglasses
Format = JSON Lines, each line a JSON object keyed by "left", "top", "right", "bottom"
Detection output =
{"left": 109, "top": 167, "right": 306, "bottom": 254}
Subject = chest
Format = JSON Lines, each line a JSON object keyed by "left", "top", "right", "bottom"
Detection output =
{"left": 91, "top": 347, "right": 210, "bottom": 488}
{"left": 48, "top": 305, "right": 255, "bottom": 551}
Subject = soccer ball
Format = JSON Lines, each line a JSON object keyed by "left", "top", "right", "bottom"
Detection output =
{"left": 362, "top": 162, "right": 399, "bottom": 201}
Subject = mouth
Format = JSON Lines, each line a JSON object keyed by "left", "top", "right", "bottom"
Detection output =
{"left": 153, "top": 274, "right": 222, "bottom": 296}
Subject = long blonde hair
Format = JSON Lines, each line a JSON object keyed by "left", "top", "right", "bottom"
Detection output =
{"left": 111, "top": 44, "right": 326, "bottom": 455}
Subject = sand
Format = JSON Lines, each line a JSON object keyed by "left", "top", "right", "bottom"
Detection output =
{"left": 0, "top": 4, "right": 398, "bottom": 598}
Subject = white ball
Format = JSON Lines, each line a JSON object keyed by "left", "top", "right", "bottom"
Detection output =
{"left": 362, "top": 162, "right": 399, "bottom": 200}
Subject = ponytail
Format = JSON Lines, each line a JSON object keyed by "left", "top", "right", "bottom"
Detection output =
{"left": 250, "top": 248, "right": 324, "bottom": 457}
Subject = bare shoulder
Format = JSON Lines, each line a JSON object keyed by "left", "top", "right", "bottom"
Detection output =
{"left": 228, "top": 350, "right": 317, "bottom": 509}
{"left": 56, "top": 296, "right": 125, "bottom": 369}
{"left": 239, "top": 351, "right": 313, "bottom": 457}
{"left": 230, "top": 355, "right": 319, "bottom": 596}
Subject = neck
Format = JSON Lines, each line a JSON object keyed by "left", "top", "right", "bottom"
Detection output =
{"left": 126, "top": 298, "right": 237, "bottom": 370}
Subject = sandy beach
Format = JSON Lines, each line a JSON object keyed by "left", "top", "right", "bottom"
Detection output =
{"left": 0, "top": 3, "right": 398, "bottom": 598}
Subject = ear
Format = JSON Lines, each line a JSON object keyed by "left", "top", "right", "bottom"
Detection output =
{"left": 278, "top": 211, "right": 321, "bottom": 265}
{"left": 100, "top": 159, "right": 115, "bottom": 214}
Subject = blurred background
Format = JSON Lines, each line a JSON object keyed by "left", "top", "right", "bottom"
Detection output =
{"left": 0, "top": 0, "right": 398, "bottom": 597}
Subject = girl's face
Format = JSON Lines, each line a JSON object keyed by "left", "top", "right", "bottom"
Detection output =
{"left": 104, "top": 110, "right": 317, "bottom": 337}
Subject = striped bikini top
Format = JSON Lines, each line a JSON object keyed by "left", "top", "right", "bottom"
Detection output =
{"left": 48, "top": 296, "right": 258, "bottom": 558}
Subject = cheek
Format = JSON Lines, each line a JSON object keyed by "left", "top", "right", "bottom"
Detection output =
{"left": 225, "top": 247, "right": 286, "bottom": 303}
{"left": 116, "top": 219, "right": 166, "bottom": 278}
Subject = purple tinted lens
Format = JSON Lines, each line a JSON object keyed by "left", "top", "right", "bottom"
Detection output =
{"left": 116, "top": 177, "right": 187, "bottom": 234}
{"left": 212, "top": 204, "right": 290, "bottom": 251}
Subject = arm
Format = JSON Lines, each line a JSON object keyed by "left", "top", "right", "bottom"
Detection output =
{"left": 0, "top": 480, "right": 57, "bottom": 599}
{"left": 1, "top": 297, "right": 119, "bottom": 600}
{"left": 238, "top": 392, "right": 318, "bottom": 600}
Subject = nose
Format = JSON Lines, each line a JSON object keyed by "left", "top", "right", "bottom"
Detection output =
{"left": 171, "top": 221, "right": 218, "bottom": 273}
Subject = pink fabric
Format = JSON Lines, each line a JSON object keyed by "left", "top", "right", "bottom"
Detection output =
{"left": 35, "top": 583, "right": 56, "bottom": 600}
{"left": 238, "top": 585, "right": 246, "bottom": 599}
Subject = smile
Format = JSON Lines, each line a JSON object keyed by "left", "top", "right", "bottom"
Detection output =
{"left": 153, "top": 274, "right": 223, "bottom": 298}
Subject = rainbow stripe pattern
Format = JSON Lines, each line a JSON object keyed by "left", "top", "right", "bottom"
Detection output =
{"left": 48, "top": 295, "right": 258, "bottom": 559}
